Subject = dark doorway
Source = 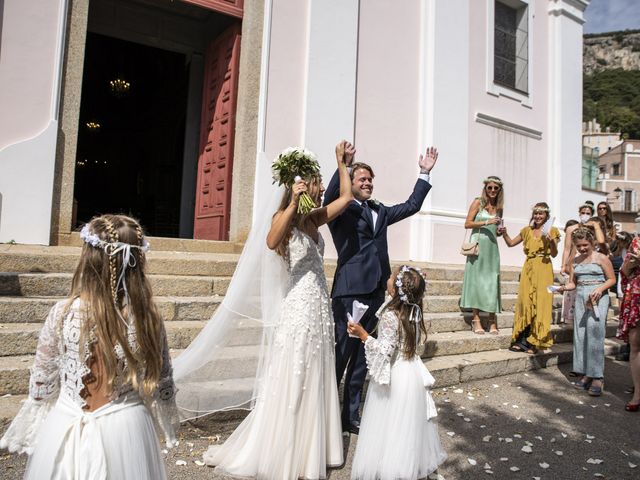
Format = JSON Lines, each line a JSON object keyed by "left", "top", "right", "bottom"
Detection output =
{"left": 74, "top": 32, "right": 189, "bottom": 237}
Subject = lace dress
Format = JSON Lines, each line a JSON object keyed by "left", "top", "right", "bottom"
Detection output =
{"left": 0, "top": 298, "right": 178, "bottom": 480}
{"left": 204, "top": 228, "right": 343, "bottom": 479}
{"left": 351, "top": 308, "right": 447, "bottom": 480}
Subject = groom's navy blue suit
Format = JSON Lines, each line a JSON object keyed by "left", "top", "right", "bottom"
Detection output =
{"left": 323, "top": 170, "right": 431, "bottom": 427}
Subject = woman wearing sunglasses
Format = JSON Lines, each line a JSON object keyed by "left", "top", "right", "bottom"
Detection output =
{"left": 460, "top": 176, "right": 504, "bottom": 334}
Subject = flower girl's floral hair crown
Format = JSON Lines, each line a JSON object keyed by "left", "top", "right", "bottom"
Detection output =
{"left": 80, "top": 216, "right": 150, "bottom": 322}
{"left": 394, "top": 266, "right": 427, "bottom": 324}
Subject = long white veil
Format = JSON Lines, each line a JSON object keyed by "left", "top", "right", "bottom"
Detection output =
{"left": 173, "top": 154, "right": 289, "bottom": 421}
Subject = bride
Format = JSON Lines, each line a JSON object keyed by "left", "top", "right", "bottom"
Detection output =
{"left": 175, "top": 140, "right": 354, "bottom": 479}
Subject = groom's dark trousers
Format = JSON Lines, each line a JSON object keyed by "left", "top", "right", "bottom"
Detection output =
{"left": 324, "top": 169, "right": 431, "bottom": 427}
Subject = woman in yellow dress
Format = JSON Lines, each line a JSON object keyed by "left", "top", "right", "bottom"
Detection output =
{"left": 502, "top": 203, "right": 560, "bottom": 354}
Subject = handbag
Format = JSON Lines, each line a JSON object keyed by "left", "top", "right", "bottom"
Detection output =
{"left": 460, "top": 228, "right": 479, "bottom": 256}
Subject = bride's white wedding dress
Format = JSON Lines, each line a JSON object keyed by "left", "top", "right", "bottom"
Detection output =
{"left": 205, "top": 228, "right": 343, "bottom": 479}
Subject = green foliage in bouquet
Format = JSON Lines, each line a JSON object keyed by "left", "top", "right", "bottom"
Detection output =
{"left": 272, "top": 147, "right": 321, "bottom": 214}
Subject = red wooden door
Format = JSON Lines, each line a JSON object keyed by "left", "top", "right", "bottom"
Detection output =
{"left": 181, "top": 0, "right": 244, "bottom": 18}
{"left": 193, "top": 23, "right": 241, "bottom": 240}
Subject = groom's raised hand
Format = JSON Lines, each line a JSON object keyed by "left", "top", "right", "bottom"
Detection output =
{"left": 419, "top": 146, "right": 438, "bottom": 174}
{"left": 344, "top": 142, "right": 356, "bottom": 166}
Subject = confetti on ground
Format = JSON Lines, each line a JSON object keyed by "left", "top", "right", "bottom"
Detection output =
{"left": 535, "top": 436, "right": 543, "bottom": 441}
{"left": 561, "top": 433, "right": 568, "bottom": 438}
{"left": 586, "top": 435, "right": 595, "bottom": 439}
{"left": 576, "top": 415, "right": 584, "bottom": 419}
{"left": 194, "top": 460, "right": 205, "bottom": 466}
{"left": 492, "top": 384, "right": 499, "bottom": 388}
{"left": 510, "top": 466, "right": 520, "bottom": 472}
{"left": 468, "top": 458, "right": 477, "bottom": 466}
{"left": 483, "top": 463, "right": 491, "bottom": 470}
{"left": 427, "top": 474, "right": 445, "bottom": 480}
{"left": 630, "top": 463, "right": 637, "bottom": 469}
{"left": 555, "top": 451, "right": 563, "bottom": 456}
{"left": 446, "top": 431, "right": 456, "bottom": 437}
{"left": 550, "top": 438, "right": 556, "bottom": 443}
{"left": 483, "top": 435, "right": 492, "bottom": 442}
{"left": 175, "top": 460, "right": 187, "bottom": 466}
{"left": 555, "top": 408, "right": 561, "bottom": 413}
{"left": 539, "top": 462, "right": 550, "bottom": 469}
{"left": 500, "top": 458, "right": 508, "bottom": 462}
{"left": 587, "top": 458, "right": 604, "bottom": 465}
{"left": 454, "top": 388, "right": 464, "bottom": 394}
{"left": 521, "top": 445, "right": 532, "bottom": 453}
{"left": 464, "top": 418, "right": 471, "bottom": 422}
{"left": 513, "top": 434, "right": 522, "bottom": 438}
{"left": 505, "top": 438, "right": 513, "bottom": 443}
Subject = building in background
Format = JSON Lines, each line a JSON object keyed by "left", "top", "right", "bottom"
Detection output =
{"left": 597, "top": 140, "right": 640, "bottom": 232}
{"left": 0, "top": 0, "right": 593, "bottom": 266}
{"left": 583, "top": 118, "right": 623, "bottom": 153}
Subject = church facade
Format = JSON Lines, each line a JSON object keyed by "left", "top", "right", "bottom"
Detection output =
{"left": 0, "top": 0, "right": 590, "bottom": 265}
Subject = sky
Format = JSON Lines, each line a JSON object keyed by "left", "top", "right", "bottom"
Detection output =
{"left": 584, "top": 0, "right": 640, "bottom": 34}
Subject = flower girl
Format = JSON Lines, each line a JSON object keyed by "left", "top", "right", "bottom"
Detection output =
{"left": 347, "top": 266, "right": 447, "bottom": 480}
{"left": 0, "top": 214, "right": 178, "bottom": 479}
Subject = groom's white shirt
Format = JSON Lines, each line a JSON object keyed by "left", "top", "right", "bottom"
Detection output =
{"left": 353, "top": 173, "right": 430, "bottom": 230}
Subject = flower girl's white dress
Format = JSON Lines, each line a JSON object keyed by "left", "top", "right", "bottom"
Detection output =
{"left": 0, "top": 298, "right": 178, "bottom": 480}
{"left": 351, "top": 308, "right": 447, "bottom": 480}
{"left": 204, "top": 229, "right": 344, "bottom": 479}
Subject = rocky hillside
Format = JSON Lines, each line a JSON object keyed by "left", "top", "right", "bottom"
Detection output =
{"left": 584, "top": 30, "right": 640, "bottom": 75}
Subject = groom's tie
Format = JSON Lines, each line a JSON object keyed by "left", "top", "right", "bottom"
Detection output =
{"left": 362, "top": 201, "right": 374, "bottom": 230}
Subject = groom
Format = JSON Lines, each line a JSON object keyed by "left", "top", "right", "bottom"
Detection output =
{"left": 323, "top": 146, "right": 438, "bottom": 434}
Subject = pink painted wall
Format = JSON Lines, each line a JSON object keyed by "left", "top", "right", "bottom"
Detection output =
{"left": 0, "top": 0, "right": 63, "bottom": 149}
{"left": 466, "top": 0, "right": 551, "bottom": 265}
{"left": 262, "top": 0, "right": 309, "bottom": 161}
{"left": 353, "top": 0, "right": 422, "bottom": 261}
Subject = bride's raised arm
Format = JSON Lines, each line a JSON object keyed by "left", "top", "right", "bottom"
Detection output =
{"left": 311, "top": 140, "right": 354, "bottom": 227}
{"left": 266, "top": 181, "right": 307, "bottom": 250}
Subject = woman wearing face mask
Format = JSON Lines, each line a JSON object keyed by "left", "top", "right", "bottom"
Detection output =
{"left": 561, "top": 201, "right": 606, "bottom": 276}
{"left": 502, "top": 203, "right": 560, "bottom": 354}
{"left": 460, "top": 176, "right": 504, "bottom": 335}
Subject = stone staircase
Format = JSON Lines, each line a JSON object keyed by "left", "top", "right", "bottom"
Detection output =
{"left": 0, "top": 243, "right": 623, "bottom": 418}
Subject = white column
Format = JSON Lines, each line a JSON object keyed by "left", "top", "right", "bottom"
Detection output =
{"left": 302, "top": 0, "right": 359, "bottom": 178}
{"left": 547, "top": 0, "right": 590, "bottom": 227}
{"left": 411, "top": 0, "right": 470, "bottom": 261}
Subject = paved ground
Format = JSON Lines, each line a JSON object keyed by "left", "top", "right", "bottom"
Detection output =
{"left": 1, "top": 356, "right": 638, "bottom": 480}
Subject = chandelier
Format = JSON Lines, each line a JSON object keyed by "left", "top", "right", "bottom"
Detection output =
{"left": 86, "top": 121, "right": 101, "bottom": 132}
{"left": 110, "top": 77, "right": 131, "bottom": 97}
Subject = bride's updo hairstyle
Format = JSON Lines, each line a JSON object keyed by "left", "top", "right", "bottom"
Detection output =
{"left": 383, "top": 266, "right": 428, "bottom": 360}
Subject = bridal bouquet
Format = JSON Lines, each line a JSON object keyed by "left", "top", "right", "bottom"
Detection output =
{"left": 272, "top": 147, "right": 320, "bottom": 214}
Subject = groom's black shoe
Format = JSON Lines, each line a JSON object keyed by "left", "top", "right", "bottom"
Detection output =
{"left": 343, "top": 420, "right": 360, "bottom": 435}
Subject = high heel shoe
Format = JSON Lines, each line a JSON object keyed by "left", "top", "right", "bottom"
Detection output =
{"left": 624, "top": 402, "right": 640, "bottom": 412}
{"left": 588, "top": 381, "right": 603, "bottom": 397}
{"left": 471, "top": 319, "right": 485, "bottom": 335}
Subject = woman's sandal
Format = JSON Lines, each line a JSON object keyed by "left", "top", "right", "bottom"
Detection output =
{"left": 624, "top": 386, "right": 635, "bottom": 394}
{"left": 525, "top": 347, "right": 538, "bottom": 355}
{"left": 471, "top": 320, "right": 485, "bottom": 335}
{"left": 509, "top": 344, "right": 525, "bottom": 352}
{"left": 625, "top": 402, "right": 640, "bottom": 412}
{"left": 588, "top": 382, "right": 603, "bottom": 397}
{"left": 573, "top": 378, "right": 592, "bottom": 390}
{"left": 488, "top": 325, "right": 500, "bottom": 335}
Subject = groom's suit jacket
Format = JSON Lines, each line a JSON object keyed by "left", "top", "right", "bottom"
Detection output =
{"left": 323, "top": 170, "right": 431, "bottom": 298}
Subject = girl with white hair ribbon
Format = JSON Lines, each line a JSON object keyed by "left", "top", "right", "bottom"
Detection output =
{"left": 347, "top": 265, "right": 447, "bottom": 480}
{"left": 0, "top": 214, "right": 177, "bottom": 480}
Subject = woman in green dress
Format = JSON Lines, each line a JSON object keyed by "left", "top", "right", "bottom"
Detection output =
{"left": 460, "top": 176, "right": 504, "bottom": 334}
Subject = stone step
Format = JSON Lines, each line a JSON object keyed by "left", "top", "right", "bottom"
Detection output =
{"left": 0, "top": 296, "right": 222, "bottom": 324}
{"left": 426, "top": 294, "right": 562, "bottom": 313}
{"left": 59, "top": 232, "right": 244, "bottom": 254}
{"left": 0, "top": 320, "right": 262, "bottom": 356}
{"left": 0, "top": 322, "right": 618, "bottom": 395}
{"left": 0, "top": 272, "right": 522, "bottom": 299}
{"left": 0, "top": 245, "right": 523, "bottom": 282}
{"left": 5, "top": 339, "right": 624, "bottom": 421}
{"left": 0, "top": 273, "right": 232, "bottom": 298}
